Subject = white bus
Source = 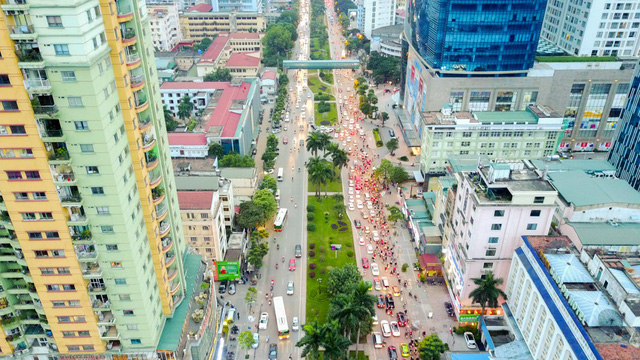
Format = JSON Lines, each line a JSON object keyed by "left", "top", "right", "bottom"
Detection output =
{"left": 274, "top": 208, "right": 288, "bottom": 232}
{"left": 277, "top": 168, "right": 284, "bottom": 182}
{"left": 273, "top": 296, "right": 290, "bottom": 339}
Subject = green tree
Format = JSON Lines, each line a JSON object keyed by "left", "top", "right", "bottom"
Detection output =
{"left": 333, "top": 202, "right": 346, "bottom": 218}
{"left": 258, "top": 175, "right": 278, "bottom": 194}
{"left": 389, "top": 165, "right": 410, "bottom": 184}
{"left": 386, "top": 138, "right": 399, "bottom": 156}
{"left": 321, "top": 320, "right": 352, "bottom": 360}
{"left": 246, "top": 239, "right": 269, "bottom": 268}
{"left": 387, "top": 205, "right": 403, "bottom": 223}
{"left": 194, "top": 37, "right": 214, "bottom": 52}
{"left": 262, "top": 24, "right": 294, "bottom": 67}
{"left": 177, "top": 95, "right": 194, "bottom": 120}
{"left": 245, "top": 287, "right": 257, "bottom": 312}
{"left": 374, "top": 159, "right": 394, "bottom": 184}
{"left": 307, "top": 158, "right": 334, "bottom": 196}
{"left": 204, "top": 68, "right": 232, "bottom": 82}
{"left": 469, "top": 272, "right": 507, "bottom": 323}
{"left": 252, "top": 189, "right": 278, "bottom": 222}
{"left": 236, "top": 200, "right": 266, "bottom": 230}
{"left": 277, "top": 9, "right": 299, "bottom": 25}
{"left": 349, "top": 281, "right": 376, "bottom": 357}
{"left": 266, "top": 134, "right": 279, "bottom": 152}
{"left": 329, "top": 293, "right": 361, "bottom": 344}
{"left": 219, "top": 152, "right": 255, "bottom": 167}
{"left": 326, "top": 263, "right": 361, "bottom": 296}
{"left": 208, "top": 142, "right": 224, "bottom": 158}
{"left": 163, "top": 105, "right": 179, "bottom": 131}
{"left": 306, "top": 131, "right": 324, "bottom": 156}
{"left": 417, "top": 333, "right": 448, "bottom": 360}
{"left": 296, "top": 320, "right": 325, "bottom": 360}
{"left": 327, "top": 144, "right": 349, "bottom": 173}
{"left": 381, "top": 112, "right": 389, "bottom": 126}
{"left": 238, "top": 330, "right": 254, "bottom": 350}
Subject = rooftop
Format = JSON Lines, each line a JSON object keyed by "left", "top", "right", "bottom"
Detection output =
{"left": 546, "top": 171, "right": 640, "bottom": 208}
{"left": 530, "top": 159, "right": 616, "bottom": 173}
{"left": 167, "top": 132, "right": 207, "bottom": 146}
{"left": 185, "top": 3, "right": 213, "bottom": 12}
{"left": 567, "top": 222, "right": 640, "bottom": 247}
{"left": 175, "top": 176, "right": 220, "bottom": 191}
{"left": 423, "top": 105, "right": 562, "bottom": 126}
{"left": 177, "top": 191, "right": 214, "bottom": 210}
{"left": 200, "top": 35, "right": 230, "bottom": 63}
{"left": 226, "top": 52, "right": 260, "bottom": 67}
{"left": 262, "top": 70, "right": 277, "bottom": 80}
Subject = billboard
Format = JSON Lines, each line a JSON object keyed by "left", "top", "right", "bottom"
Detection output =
{"left": 212, "top": 261, "right": 240, "bottom": 281}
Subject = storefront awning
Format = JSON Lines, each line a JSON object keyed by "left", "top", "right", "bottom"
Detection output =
{"left": 413, "top": 171, "right": 425, "bottom": 183}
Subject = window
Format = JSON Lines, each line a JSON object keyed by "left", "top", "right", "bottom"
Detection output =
{"left": 52, "top": 301, "right": 66, "bottom": 307}
{"left": 485, "top": 249, "right": 497, "bottom": 256}
{"left": 22, "top": 213, "right": 36, "bottom": 221}
{"left": 111, "top": 261, "right": 123, "bottom": 268}
{"left": 15, "top": 192, "right": 29, "bottom": 200}
{"left": 530, "top": 210, "right": 541, "bottom": 217}
{"left": 86, "top": 166, "right": 99, "bottom": 174}
{"left": 79, "top": 144, "right": 94, "bottom": 153}
{"left": 74, "top": 121, "right": 88, "bottom": 130}
{"left": 86, "top": 9, "right": 94, "bottom": 22}
{"left": 114, "top": 278, "right": 127, "bottom": 285}
{"left": 131, "top": 339, "right": 142, "bottom": 345}
{"left": 46, "top": 284, "right": 60, "bottom": 291}
{"left": 494, "top": 210, "right": 505, "bottom": 217}
{"left": 127, "top": 324, "right": 139, "bottom": 330}
{"left": 526, "top": 223, "right": 538, "bottom": 230}
{"left": 123, "top": 310, "right": 134, "bottom": 316}
{"left": 51, "top": 249, "right": 64, "bottom": 257}
{"left": 33, "top": 192, "right": 47, "bottom": 200}
{"left": 40, "top": 212, "right": 53, "bottom": 220}
{"left": 78, "top": 331, "right": 90, "bottom": 337}
{"left": 488, "top": 237, "right": 499, "bottom": 244}
{"left": 491, "top": 224, "right": 502, "bottom": 230}
{"left": 62, "top": 284, "right": 75, "bottom": 291}
{"left": 106, "top": 244, "right": 118, "bottom": 251}
{"left": 96, "top": 206, "right": 110, "bottom": 215}
{"left": 68, "top": 300, "right": 80, "bottom": 307}
{"left": 46, "top": 231, "right": 59, "bottom": 238}
{"left": 25, "top": 170, "right": 40, "bottom": 179}
{"left": 101, "top": 225, "right": 114, "bottom": 233}
{"left": 67, "top": 346, "right": 80, "bottom": 352}
{"left": 0, "top": 74, "right": 10, "bottom": 85}
{"left": 68, "top": 97, "right": 83, "bottom": 107}
{"left": 534, "top": 196, "right": 544, "bottom": 204}
{"left": 1, "top": 100, "right": 19, "bottom": 111}
{"left": 34, "top": 250, "right": 48, "bottom": 257}
{"left": 91, "top": 187, "right": 104, "bottom": 195}
{"left": 47, "top": 16, "right": 63, "bottom": 27}
{"left": 54, "top": 44, "right": 70, "bottom": 55}
{"left": 483, "top": 262, "right": 493, "bottom": 269}
{"left": 6, "top": 171, "right": 22, "bottom": 180}
{"left": 28, "top": 232, "right": 43, "bottom": 239}
{"left": 41, "top": 268, "right": 55, "bottom": 275}
{"left": 57, "top": 267, "right": 70, "bottom": 274}
{"left": 61, "top": 71, "right": 76, "bottom": 82}
{"left": 119, "top": 294, "right": 131, "bottom": 301}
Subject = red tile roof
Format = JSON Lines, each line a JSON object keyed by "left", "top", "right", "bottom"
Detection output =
{"left": 200, "top": 34, "right": 229, "bottom": 62}
{"left": 186, "top": 3, "right": 213, "bottom": 12}
{"left": 177, "top": 191, "right": 214, "bottom": 210}
{"left": 167, "top": 132, "right": 208, "bottom": 146}
{"left": 262, "top": 70, "right": 277, "bottom": 80}
{"left": 226, "top": 52, "right": 260, "bottom": 67}
{"left": 396, "top": 9, "right": 406, "bottom": 16}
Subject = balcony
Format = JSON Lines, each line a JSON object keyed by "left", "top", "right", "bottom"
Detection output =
{"left": 121, "top": 27, "right": 137, "bottom": 45}
{"left": 100, "top": 325, "right": 120, "bottom": 340}
{"left": 51, "top": 165, "right": 76, "bottom": 185}
{"left": 58, "top": 187, "right": 82, "bottom": 207}
{"left": 81, "top": 263, "right": 102, "bottom": 278}
{"left": 116, "top": 0, "right": 133, "bottom": 23}
{"left": 38, "top": 127, "right": 64, "bottom": 142}
{"left": 97, "top": 311, "right": 115, "bottom": 325}
{"left": 170, "top": 281, "right": 180, "bottom": 295}
{"left": 130, "top": 74, "right": 146, "bottom": 92}
{"left": 162, "top": 238, "right": 173, "bottom": 253}
{"left": 24, "top": 78, "right": 51, "bottom": 94}
{"left": 135, "top": 93, "right": 149, "bottom": 113}
{"left": 15, "top": 48, "right": 43, "bottom": 68}
{"left": 152, "top": 192, "right": 165, "bottom": 206}
{"left": 167, "top": 267, "right": 178, "bottom": 281}
{"left": 164, "top": 252, "right": 176, "bottom": 267}
{"left": 142, "top": 134, "right": 156, "bottom": 152}
{"left": 138, "top": 117, "right": 152, "bottom": 132}
{"left": 75, "top": 245, "right": 98, "bottom": 261}
{"left": 159, "top": 221, "right": 170, "bottom": 238}
{"left": 91, "top": 296, "right": 111, "bottom": 310}
{"left": 146, "top": 154, "right": 159, "bottom": 171}
{"left": 156, "top": 204, "right": 168, "bottom": 222}
{"left": 87, "top": 283, "right": 107, "bottom": 293}
{"left": 150, "top": 170, "right": 163, "bottom": 189}
{"left": 126, "top": 51, "right": 141, "bottom": 69}
{"left": 1, "top": 0, "right": 29, "bottom": 13}
{"left": 8, "top": 24, "right": 35, "bottom": 41}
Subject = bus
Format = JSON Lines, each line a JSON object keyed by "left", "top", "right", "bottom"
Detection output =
{"left": 273, "top": 296, "right": 290, "bottom": 339}
{"left": 277, "top": 167, "right": 284, "bottom": 182}
{"left": 274, "top": 208, "right": 288, "bottom": 232}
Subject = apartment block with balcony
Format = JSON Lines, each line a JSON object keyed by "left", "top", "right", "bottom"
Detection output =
{"left": 179, "top": 5, "right": 267, "bottom": 43}
{"left": 0, "top": 0, "right": 188, "bottom": 356}
{"left": 177, "top": 191, "right": 227, "bottom": 261}
{"left": 442, "top": 161, "right": 557, "bottom": 322}
{"left": 147, "top": 3, "right": 183, "bottom": 51}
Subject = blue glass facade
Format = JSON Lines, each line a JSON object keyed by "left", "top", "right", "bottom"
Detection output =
{"left": 408, "top": 0, "right": 547, "bottom": 76}
{"left": 608, "top": 65, "right": 640, "bottom": 191}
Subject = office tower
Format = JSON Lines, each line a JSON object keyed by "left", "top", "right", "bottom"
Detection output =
{"left": 362, "top": 0, "right": 396, "bottom": 39}
{"left": 609, "top": 63, "right": 640, "bottom": 190}
{"left": 407, "top": 0, "right": 547, "bottom": 75}
{"left": 541, "top": 0, "right": 640, "bottom": 58}
{"left": 0, "top": 0, "right": 186, "bottom": 356}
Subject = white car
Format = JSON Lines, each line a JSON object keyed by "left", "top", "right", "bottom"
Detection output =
{"left": 390, "top": 321, "right": 400, "bottom": 337}
{"left": 359, "top": 129, "right": 365, "bottom": 136}
{"left": 381, "top": 277, "right": 390, "bottom": 288}
{"left": 367, "top": 244, "right": 373, "bottom": 254}
{"left": 372, "top": 231, "right": 380, "bottom": 242}
{"left": 370, "top": 210, "right": 376, "bottom": 218}
{"left": 359, "top": 237, "right": 365, "bottom": 246}
{"left": 348, "top": 188, "right": 354, "bottom": 195}
{"left": 252, "top": 332, "right": 260, "bottom": 348}
{"left": 348, "top": 196, "right": 355, "bottom": 203}
{"left": 380, "top": 320, "right": 391, "bottom": 337}
{"left": 371, "top": 263, "right": 379, "bottom": 276}
{"left": 259, "top": 312, "right": 269, "bottom": 330}
{"left": 367, "top": 201, "right": 373, "bottom": 209}
{"left": 348, "top": 203, "right": 355, "bottom": 211}
{"left": 292, "top": 316, "right": 300, "bottom": 331}
{"left": 464, "top": 332, "right": 477, "bottom": 349}
{"left": 287, "top": 281, "right": 294, "bottom": 295}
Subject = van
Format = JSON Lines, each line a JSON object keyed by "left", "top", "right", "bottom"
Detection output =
{"left": 372, "top": 332, "right": 384, "bottom": 348}
{"left": 225, "top": 307, "right": 236, "bottom": 324}
{"left": 277, "top": 168, "right": 284, "bottom": 182}
{"left": 275, "top": 189, "right": 281, "bottom": 202}
{"left": 295, "top": 245, "right": 302, "bottom": 258}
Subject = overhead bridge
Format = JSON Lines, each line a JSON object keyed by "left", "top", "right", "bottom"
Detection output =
{"left": 283, "top": 60, "right": 360, "bottom": 70}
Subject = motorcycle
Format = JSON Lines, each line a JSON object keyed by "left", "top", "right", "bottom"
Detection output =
{"left": 275, "top": 263, "right": 279, "bottom": 269}
{"left": 277, "top": 244, "right": 280, "bottom": 250}
{"left": 282, "top": 256, "right": 285, "bottom": 263}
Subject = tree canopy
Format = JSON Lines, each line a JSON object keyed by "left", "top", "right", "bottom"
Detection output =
{"left": 204, "top": 68, "right": 232, "bottom": 82}
{"left": 258, "top": 174, "right": 278, "bottom": 195}
{"left": 386, "top": 138, "right": 399, "bottom": 155}
{"left": 326, "top": 263, "right": 362, "bottom": 296}
{"left": 417, "top": 334, "right": 448, "bottom": 360}
{"left": 194, "top": 36, "right": 216, "bottom": 53}
{"left": 208, "top": 142, "right": 224, "bottom": 158}
{"left": 262, "top": 24, "right": 294, "bottom": 67}
{"left": 368, "top": 51, "right": 401, "bottom": 84}
{"left": 218, "top": 152, "right": 255, "bottom": 167}
{"left": 277, "top": 9, "right": 299, "bottom": 25}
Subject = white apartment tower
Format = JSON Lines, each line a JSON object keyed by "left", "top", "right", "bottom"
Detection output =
{"left": 147, "top": 3, "right": 183, "bottom": 51}
{"left": 362, "top": 0, "right": 396, "bottom": 39}
{"left": 541, "top": 0, "right": 640, "bottom": 57}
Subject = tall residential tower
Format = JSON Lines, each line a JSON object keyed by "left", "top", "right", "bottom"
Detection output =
{"left": 0, "top": 0, "right": 186, "bottom": 356}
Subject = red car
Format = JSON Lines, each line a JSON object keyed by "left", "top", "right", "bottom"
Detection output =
{"left": 354, "top": 219, "right": 361, "bottom": 229}
{"left": 396, "top": 312, "right": 407, "bottom": 327}
{"left": 289, "top": 258, "right": 296, "bottom": 271}
{"left": 361, "top": 257, "right": 370, "bottom": 268}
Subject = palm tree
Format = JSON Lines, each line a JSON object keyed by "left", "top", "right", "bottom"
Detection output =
{"left": 329, "top": 294, "right": 360, "bottom": 339}
{"left": 306, "top": 131, "right": 325, "bottom": 156}
{"left": 163, "top": 105, "right": 174, "bottom": 122}
{"left": 469, "top": 272, "right": 507, "bottom": 326}
{"left": 296, "top": 320, "right": 325, "bottom": 360}
{"left": 330, "top": 147, "right": 349, "bottom": 174}
{"left": 177, "top": 94, "right": 194, "bottom": 120}
{"left": 306, "top": 157, "right": 324, "bottom": 196}
{"left": 386, "top": 138, "right": 399, "bottom": 156}
{"left": 350, "top": 281, "right": 377, "bottom": 358}
{"left": 321, "top": 320, "right": 352, "bottom": 360}
{"left": 318, "top": 161, "right": 335, "bottom": 196}
{"left": 316, "top": 131, "right": 331, "bottom": 156}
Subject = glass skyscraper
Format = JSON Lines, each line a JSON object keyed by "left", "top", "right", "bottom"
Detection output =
{"left": 407, "top": 0, "right": 547, "bottom": 76}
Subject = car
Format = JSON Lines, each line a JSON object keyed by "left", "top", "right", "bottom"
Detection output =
{"left": 464, "top": 332, "right": 477, "bottom": 349}
{"left": 400, "top": 343, "right": 410, "bottom": 357}
{"left": 349, "top": 203, "right": 355, "bottom": 211}
{"left": 361, "top": 210, "right": 368, "bottom": 219}
{"left": 282, "top": 137, "right": 288, "bottom": 144}
{"left": 392, "top": 286, "right": 401, "bottom": 296}
{"left": 300, "top": 139, "right": 304, "bottom": 146}
{"left": 371, "top": 263, "right": 379, "bottom": 275}
{"left": 218, "top": 281, "right": 227, "bottom": 293}
{"left": 364, "top": 226, "right": 371, "bottom": 234}
{"left": 359, "top": 237, "right": 366, "bottom": 246}
{"left": 385, "top": 294, "right": 395, "bottom": 308}
{"left": 390, "top": 321, "right": 400, "bottom": 337}
{"left": 259, "top": 312, "right": 269, "bottom": 330}
{"left": 380, "top": 320, "right": 391, "bottom": 337}
{"left": 287, "top": 281, "right": 294, "bottom": 295}
{"left": 396, "top": 312, "right": 407, "bottom": 327}
{"left": 377, "top": 295, "right": 385, "bottom": 308}
{"left": 361, "top": 257, "right": 370, "bottom": 268}
{"left": 370, "top": 210, "right": 376, "bottom": 218}
{"left": 367, "top": 244, "right": 374, "bottom": 254}
{"left": 374, "top": 278, "right": 382, "bottom": 291}
{"left": 356, "top": 201, "right": 364, "bottom": 209}
{"left": 389, "top": 129, "right": 396, "bottom": 138}
{"left": 268, "top": 343, "right": 277, "bottom": 360}
{"left": 228, "top": 283, "right": 236, "bottom": 295}
{"left": 292, "top": 316, "right": 300, "bottom": 331}
{"left": 381, "top": 277, "right": 390, "bottom": 288}
{"left": 289, "top": 258, "right": 296, "bottom": 271}
{"left": 283, "top": 125, "right": 288, "bottom": 131}
{"left": 372, "top": 314, "right": 379, "bottom": 325}
{"left": 348, "top": 187, "right": 354, "bottom": 195}
{"left": 367, "top": 201, "right": 373, "bottom": 209}
{"left": 387, "top": 345, "right": 398, "bottom": 359}
{"left": 354, "top": 219, "right": 361, "bottom": 229}
{"left": 252, "top": 332, "right": 260, "bottom": 348}
{"left": 372, "top": 231, "right": 380, "bottom": 242}
{"left": 373, "top": 332, "right": 384, "bottom": 348}
{"left": 295, "top": 244, "right": 302, "bottom": 258}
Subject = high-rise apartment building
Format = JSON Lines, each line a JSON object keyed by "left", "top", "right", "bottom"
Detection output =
{"left": 362, "top": 0, "right": 396, "bottom": 39}
{"left": 148, "top": 3, "right": 183, "bottom": 52}
{"left": 407, "top": 0, "right": 547, "bottom": 76}
{"left": 609, "top": 61, "right": 640, "bottom": 191}
{"left": 541, "top": 0, "right": 640, "bottom": 58}
{"left": 0, "top": 0, "right": 187, "bottom": 356}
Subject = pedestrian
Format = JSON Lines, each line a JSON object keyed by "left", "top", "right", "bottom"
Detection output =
{"left": 237, "top": 312, "right": 241, "bottom": 320}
